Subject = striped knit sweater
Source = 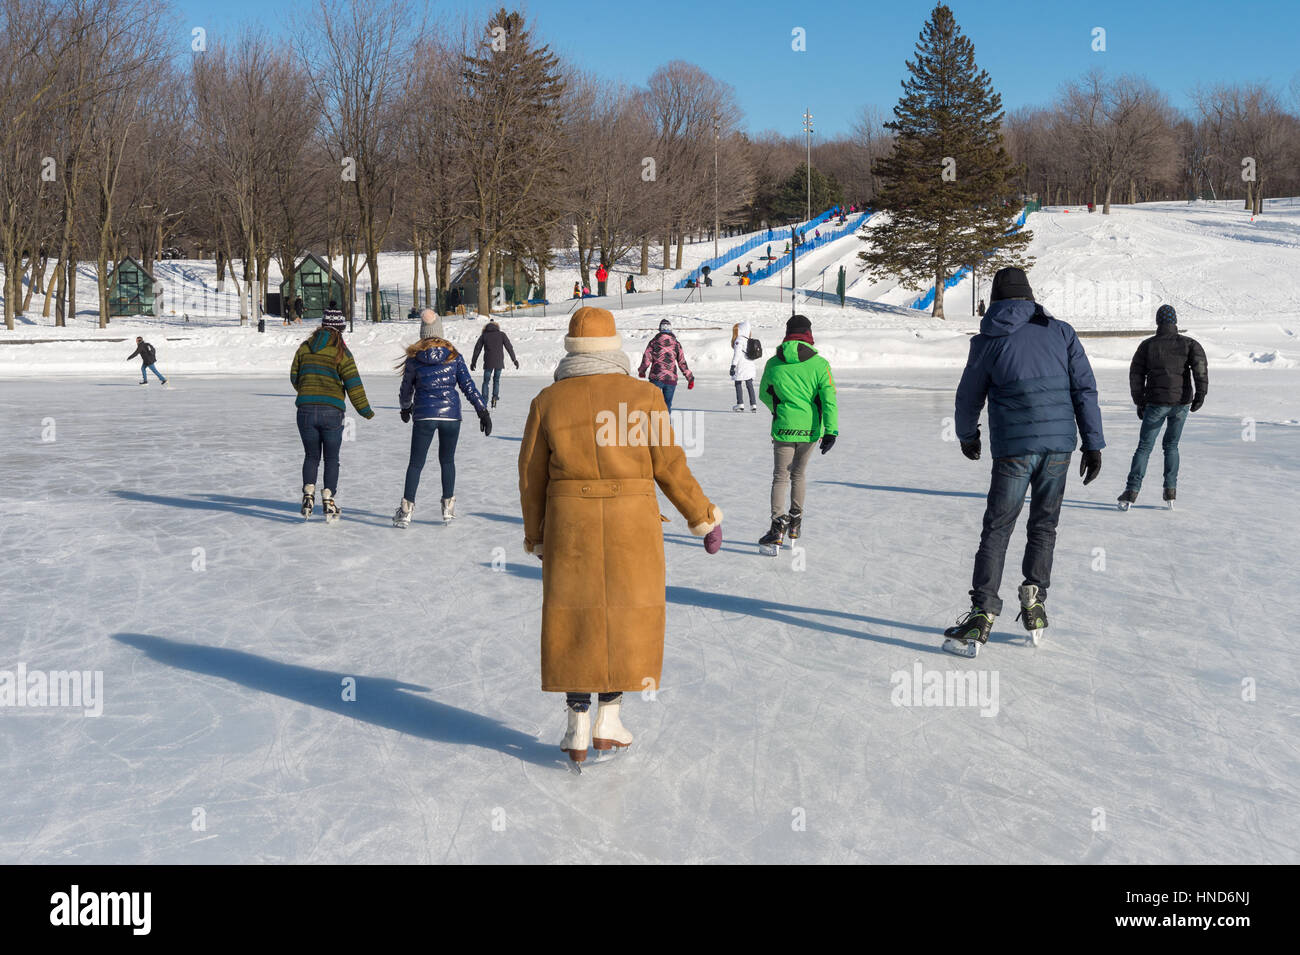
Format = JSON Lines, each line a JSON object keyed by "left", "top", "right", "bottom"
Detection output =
{"left": 290, "top": 329, "right": 374, "bottom": 417}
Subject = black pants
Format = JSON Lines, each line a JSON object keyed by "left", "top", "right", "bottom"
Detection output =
{"left": 566, "top": 692, "right": 621, "bottom": 711}
{"left": 971, "top": 452, "right": 1070, "bottom": 615}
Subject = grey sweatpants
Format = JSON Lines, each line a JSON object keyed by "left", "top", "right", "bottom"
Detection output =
{"left": 770, "top": 440, "right": 816, "bottom": 520}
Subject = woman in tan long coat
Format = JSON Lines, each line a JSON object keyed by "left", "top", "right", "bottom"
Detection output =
{"left": 519, "top": 307, "right": 722, "bottom": 767}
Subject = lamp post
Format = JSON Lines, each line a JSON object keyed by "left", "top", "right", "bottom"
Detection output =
{"left": 713, "top": 113, "right": 721, "bottom": 259}
{"left": 802, "top": 108, "right": 813, "bottom": 222}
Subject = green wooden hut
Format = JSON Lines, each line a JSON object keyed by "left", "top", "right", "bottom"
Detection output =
{"left": 449, "top": 251, "right": 539, "bottom": 312}
{"left": 280, "top": 253, "right": 346, "bottom": 321}
{"left": 107, "top": 257, "right": 158, "bottom": 317}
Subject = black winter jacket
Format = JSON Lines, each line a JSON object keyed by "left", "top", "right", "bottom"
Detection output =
{"left": 1129, "top": 324, "right": 1208, "bottom": 407}
{"left": 128, "top": 341, "right": 157, "bottom": 365}
{"left": 471, "top": 322, "right": 517, "bottom": 370}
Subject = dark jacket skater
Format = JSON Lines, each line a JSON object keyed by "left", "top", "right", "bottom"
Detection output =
{"left": 946, "top": 267, "right": 1104, "bottom": 650}
{"left": 470, "top": 320, "right": 519, "bottom": 405}
{"left": 127, "top": 336, "right": 167, "bottom": 385}
{"left": 1120, "top": 304, "right": 1208, "bottom": 502}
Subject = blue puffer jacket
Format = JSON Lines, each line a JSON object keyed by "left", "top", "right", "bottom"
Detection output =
{"left": 955, "top": 299, "right": 1105, "bottom": 459}
{"left": 399, "top": 343, "right": 486, "bottom": 420}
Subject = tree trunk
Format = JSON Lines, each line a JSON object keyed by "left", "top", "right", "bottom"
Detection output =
{"left": 421, "top": 246, "right": 432, "bottom": 307}
{"left": 1103, "top": 181, "right": 1113, "bottom": 215}
{"left": 661, "top": 232, "right": 669, "bottom": 271}
{"left": 640, "top": 236, "right": 649, "bottom": 276}
{"left": 476, "top": 236, "right": 492, "bottom": 315}
{"left": 931, "top": 263, "right": 945, "bottom": 320}
{"left": 1244, "top": 179, "right": 1252, "bottom": 211}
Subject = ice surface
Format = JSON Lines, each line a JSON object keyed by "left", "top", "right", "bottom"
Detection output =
{"left": 2, "top": 369, "right": 1296, "bottom": 863}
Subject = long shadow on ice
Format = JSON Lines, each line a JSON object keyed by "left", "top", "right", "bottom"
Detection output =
{"left": 112, "top": 633, "right": 554, "bottom": 766}
{"left": 114, "top": 489, "right": 392, "bottom": 524}
{"left": 497, "top": 563, "right": 943, "bottom": 654}
{"left": 821, "top": 480, "right": 1117, "bottom": 511}
{"left": 115, "top": 489, "right": 302, "bottom": 523}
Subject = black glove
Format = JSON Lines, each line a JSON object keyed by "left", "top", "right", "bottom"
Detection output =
{"left": 729, "top": 365, "right": 736, "bottom": 378}
{"left": 820, "top": 433, "right": 836, "bottom": 454}
{"left": 478, "top": 408, "right": 492, "bottom": 436}
{"left": 960, "top": 426, "right": 981, "bottom": 461}
{"left": 400, "top": 409, "right": 411, "bottom": 423}
{"left": 470, "top": 363, "right": 476, "bottom": 372}
{"left": 513, "top": 360, "right": 519, "bottom": 369}
{"left": 1190, "top": 395, "right": 1204, "bottom": 413}
{"left": 1136, "top": 405, "right": 1145, "bottom": 420}
{"left": 1079, "top": 449, "right": 1102, "bottom": 486}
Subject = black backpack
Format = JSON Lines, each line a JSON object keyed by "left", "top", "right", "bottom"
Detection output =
{"left": 745, "top": 337, "right": 763, "bottom": 361}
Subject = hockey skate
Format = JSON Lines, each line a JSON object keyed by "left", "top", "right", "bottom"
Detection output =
{"left": 1116, "top": 488, "right": 1137, "bottom": 511}
{"left": 942, "top": 607, "right": 995, "bottom": 658}
{"left": 758, "top": 515, "right": 789, "bottom": 556}
{"left": 1015, "top": 584, "right": 1047, "bottom": 647}
{"left": 393, "top": 499, "right": 414, "bottom": 529}
{"left": 491, "top": 396, "right": 498, "bottom": 409}
{"left": 300, "top": 484, "right": 315, "bottom": 519}
{"left": 441, "top": 496, "right": 456, "bottom": 523}
{"left": 321, "top": 489, "right": 341, "bottom": 524}
{"left": 1164, "top": 487, "right": 1176, "bottom": 510}
{"left": 561, "top": 704, "right": 591, "bottom": 771}
{"left": 787, "top": 510, "right": 802, "bottom": 541}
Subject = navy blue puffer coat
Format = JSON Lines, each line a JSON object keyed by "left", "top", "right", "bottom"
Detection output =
{"left": 399, "top": 342, "right": 486, "bottom": 420}
{"left": 955, "top": 299, "right": 1105, "bottom": 459}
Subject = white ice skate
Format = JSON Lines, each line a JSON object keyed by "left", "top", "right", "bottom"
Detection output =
{"left": 393, "top": 499, "right": 414, "bottom": 529}
{"left": 321, "top": 489, "right": 341, "bottom": 524}
{"left": 561, "top": 707, "right": 591, "bottom": 770}
{"left": 592, "top": 696, "right": 634, "bottom": 757}
{"left": 301, "top": 484, "right": 315, "bottom": 519}
{"left": 441, "top": 496, "right": 456, "bottom": 523}
{"left": 732, "top": 403, "right": 745, "bottom": 412}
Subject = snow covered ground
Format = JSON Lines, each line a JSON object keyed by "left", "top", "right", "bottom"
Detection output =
{"left": 2, "top": 199, "right": 1298, "bottom": 863}
{"left": 2, "top": 369, "right": 1296, "bottom": 863}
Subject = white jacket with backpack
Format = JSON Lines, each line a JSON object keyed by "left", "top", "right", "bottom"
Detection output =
{"left": 730, "top": 321, "right": 757, "bottom": 382}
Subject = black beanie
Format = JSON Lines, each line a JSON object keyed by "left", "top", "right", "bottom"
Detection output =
{"left": 786, "top": 314, "right": 812, "bottom": 336}
{"left": 990, "top": 267, "right": 1034, "bottom": 303}
{"left": 1156, "top": 304, "right": 1177, "bottom": 325}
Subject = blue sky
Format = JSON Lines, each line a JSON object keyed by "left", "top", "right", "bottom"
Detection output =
{"left": 175, "top": 0, "right": 1299, "bottom": 137}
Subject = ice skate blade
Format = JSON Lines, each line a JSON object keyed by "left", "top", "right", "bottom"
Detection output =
{"left": 942, "top": 637, "right": 980, "bottom": 658}
{"left": 592, "top": 738, "right": 631, "bottom": 751}
{"left": 758, "top": 543, "right": 781, "bottom": 557}
{"left": 1029, "top": 627, "right": 1043, "bottom": 647}
{"left": 1116, "top": 501, "right": 1130, "bottom": 511}
{"left": 1166, "top": 501, "right": 1174, "bottom": 511}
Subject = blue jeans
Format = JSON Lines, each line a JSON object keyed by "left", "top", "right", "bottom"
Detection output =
{"left": 971, "top": 451, "right": 1071, "bottom": 616}
{"left": 141, "top": 363, "right": 166, "bottom": 383}
{"left": 404, "top": 419, "right": 460, "bottom": 502}
{"left": 653, "top": 381, "right": 676, "bottom": 411}
{"left": 480, "top": 367, "right": 502, "bottom": 401}
{"left": 297, "top": 405, "right": 345, "bottom": 493}
{"left": 1125, "top": 404, "right": 1189, "bottom": 492}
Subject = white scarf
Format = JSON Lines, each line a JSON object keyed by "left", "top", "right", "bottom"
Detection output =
{"left": 553, "top": 350, "right": 631, "bottom": 381}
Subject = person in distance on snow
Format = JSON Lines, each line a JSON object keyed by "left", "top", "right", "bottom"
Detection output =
{"left": 127, "top": 336, "right": 167, "bottom": 386}
{"left": 470, "top": 318, "right": 519, "bottom": 409}
{"left": 289, "top": 312, "right": 374, "bottom": 521}
{"left": 729, "top": 321, "right": 760, "bottom": 412}
{"left": 1117, "top": 305, "right": 1208, "bottom": 510}
{"left": 945, "top": 267, "right": 1105, "bottom": 656}
{"left": 595, "top": 261, "right": 609, "bottom": 297}
{"left": 757, "top": 314, "right": 839, "bottom": 547}
{"left": 637, "top": 318, "right": 695, "bottom": 411}
{"left": 393, "top": 309, "right": 491, "bottom": 528}
{"left": 518, "top": 307, "right": 722, "bottom": 768}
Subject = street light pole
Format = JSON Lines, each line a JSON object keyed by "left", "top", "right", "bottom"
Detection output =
{"left": 713, "top": 114, "right": 721, "bottom": 259}
{"left": 802, "top": 108, "right": 813, "bottom": 222}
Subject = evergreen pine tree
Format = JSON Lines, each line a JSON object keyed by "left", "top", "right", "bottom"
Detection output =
{"left": 772, "top": 163, "right": 844, "bottom": 222}
{"left": 860, "top": 4, "right": 1030, "bottom": 318}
